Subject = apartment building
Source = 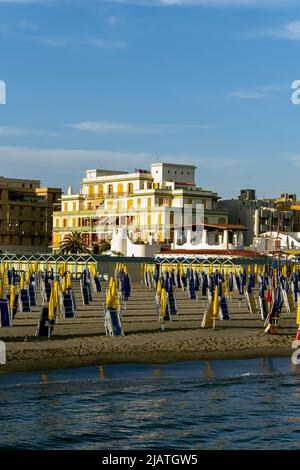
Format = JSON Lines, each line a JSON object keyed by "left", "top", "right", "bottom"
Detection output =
{"left": 0, "top": 177, "right": 61, "bottom": 253}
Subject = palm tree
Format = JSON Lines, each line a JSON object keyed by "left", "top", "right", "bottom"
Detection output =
{"left": 59, "top": 232, "right": 90, "bottom": 255}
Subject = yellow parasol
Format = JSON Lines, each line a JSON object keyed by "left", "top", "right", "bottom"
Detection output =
{"left": 212, "top": 286, "right": 219, "bottom": 325}
{"left": 25, "top": 270, "right": 31, "bottom": 287}
{"left": 20, "top": 272, "right": 25, "bottom": 290}
{"left": 9, "top": 285, "right": 17, "bottom": 310}
{"left": 156, "top": 278, "right": 162, "bottom": 297}
{"left": 48, "top": 289, "right": 55, "bottom": 321}
{"left": 66, "top": 272, "right": 72, "bottom": 289}
{"left": 160, "top": 287, "right": 167, "bottom": 319}
{"left": 296, "top": 299, "right": 300, "bottom": 325}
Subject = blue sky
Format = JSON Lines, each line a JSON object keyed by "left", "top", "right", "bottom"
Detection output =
{"left": 1, "top": 0, "right": 300, "bottom": 198}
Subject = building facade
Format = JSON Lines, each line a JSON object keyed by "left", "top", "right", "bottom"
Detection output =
{"left": 0, "top": 177, "right": 61, "bottom": 254}
{"left": 52, "top": 162, "right": 229, "bottom": 252}
{"left": 219, "top": 189, "right": 294, "bottom": 246}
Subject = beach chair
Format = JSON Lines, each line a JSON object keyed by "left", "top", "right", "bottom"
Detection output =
{"left": 144, "top": 270, "right": 150, "bottom": 288}
{"left": 245, "top": 291, "right": 258, "bottom": 316}
{"left": 80, "top": 280, "right": 90, "bottom": 306}
{"left": 219, "top": 296, "right": 230, "bottom": 320}
{"left": 104, "top": 307, "right": 124, "bottom": 336}
{"left": 36, "top": 307, "right": 54, "bottom": 339}
{"left": 28, "top": 283, "right": 37, "bottom": 307}
{"left": 259, "top": 296, "right": 268, "bottom": 321}
{"left": 0, "top": 299, "right": 12, "bottom": 327}
{"left": 93, "top": 275, "right": 102, "bottom": 293}
{"left": 62, "top": 289, "right": 76, "bottom": 318}
{"left": 188, "top": 278, "right": 198, "bottom": 301}
{"left": 281, "top": 286, "right": 294, "bottom": 314}
{"left": 167, "top": 291, "right": 178, "bottom": 316}
{"left": 19, "top": 288, "right": 31, "bottom": 313}
{"left": 201, "top": 299, "right": 214, "bottom": 328}
{"left": 41, "top": 280, "right": 51, "bottom": 303}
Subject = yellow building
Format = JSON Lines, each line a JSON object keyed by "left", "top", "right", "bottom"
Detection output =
{"left": 0, "top": 176, "right": 61, "bottom": 253}
{"left": 52, "top": 163, "right": 228, "bottom": 252}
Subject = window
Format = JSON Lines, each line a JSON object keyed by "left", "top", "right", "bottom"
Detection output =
{"left": 108, "top": 184, "right": 113, "bottom": 197}
{"left": 219, "top": 218, "right": 226, "bottom": 224}
{"left": 127, "top": 183, "right": 133, "bottom": 196}
{"left": 72, "top": 202, "right": 76, "bottom": 211}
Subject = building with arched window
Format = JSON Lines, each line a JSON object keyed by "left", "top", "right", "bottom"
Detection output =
{"left": 52, "top": 163, "right": 233, "bottom": 253}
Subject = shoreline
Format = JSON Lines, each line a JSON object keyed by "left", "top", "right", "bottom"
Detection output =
{"left": 0, "top": 280, "right": 296, "bottom": 376}
{"left": 0, "top": 332, "right": 294, "bottom": 375}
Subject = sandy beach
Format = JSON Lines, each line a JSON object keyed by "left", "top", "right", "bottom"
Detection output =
{"left": 0, "top": 281, "right": 296, "bottom": 374}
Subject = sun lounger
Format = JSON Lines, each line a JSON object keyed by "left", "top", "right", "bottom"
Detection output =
{"left": 19, "top": 288, "right": 31, "bottom": 312}
{"left": 259, "top": 296, "right": 268, "bottom": 320}
{"left": 29, "top": 283, "right": 37, "bottom": 307}
{"left": 36, "top": 307, "right": 54, "bottom": 339}
{"left": 281, "top": 286, "right": 294, "bottom": 314}
{"left": 62, "top": 289, "right": 76, "bottom": 318}
{"left": 167, "top": 291, "right": 178, "bottom": 316}
{"left": 104, "top": 307, "right": 124, "bottom": 336}
{"left": 41, "top": 280, "right": 51, "bottom": 303}
{"left": 219, "top": 296, "right": 230, "bottom": 320}
{"left": 0, "top": 299, "right": 11, "bottom": 327}
{"left": 245, "top": 291, "right": 258, "bottom": 315}
{"left": 201, "top": 299, "right": 214, "bottom": 328}
{"left": 93, "top": 276, "right": 102, "bottom": 292}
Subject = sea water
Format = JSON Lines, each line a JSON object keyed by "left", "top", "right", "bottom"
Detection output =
{"left": 0, "top": 357, "right": 299, "bottom": 449}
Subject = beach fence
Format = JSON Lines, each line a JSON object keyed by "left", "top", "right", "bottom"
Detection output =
{"left": 0, "top": 253, "right": 154, "bottom": 281}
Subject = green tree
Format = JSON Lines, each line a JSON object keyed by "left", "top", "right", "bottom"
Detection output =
{"left": 59, "top": 232, "right": 90, "bottom": 255}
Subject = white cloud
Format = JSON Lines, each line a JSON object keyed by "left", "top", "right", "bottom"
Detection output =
{"left": 229, "top": 83, "right": 289, "bottom": 100}
{"left": 0, "top": 0, "right": 46, "bottom": 3}
{"left": 268, "top": 21, "right": 300, "bottom": 40}
{"left": 290, "top": 155, "right": 300, "bottom": 167}
{"left": 69, "top": 120, "right": 214, "bottom": 133}
{"left": 107, "top": 15, "right": 122, "bottom": 28}
{"left": 88, "top": 38, "right": 126, "bottom": 50}
{"left": 102, "top": 0, "right": 294, "bottom": 7}
{"left": 230, "top": 89, "right": 270, "bottom": 99}
{"left": 0, "top": 145, "right": 238, "bottom": 190}
{"left": 0, "top": 126, "right": 58, "bottom": 136}
{"left": 0, "top": 0, "right": 293, "bottom": 5}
